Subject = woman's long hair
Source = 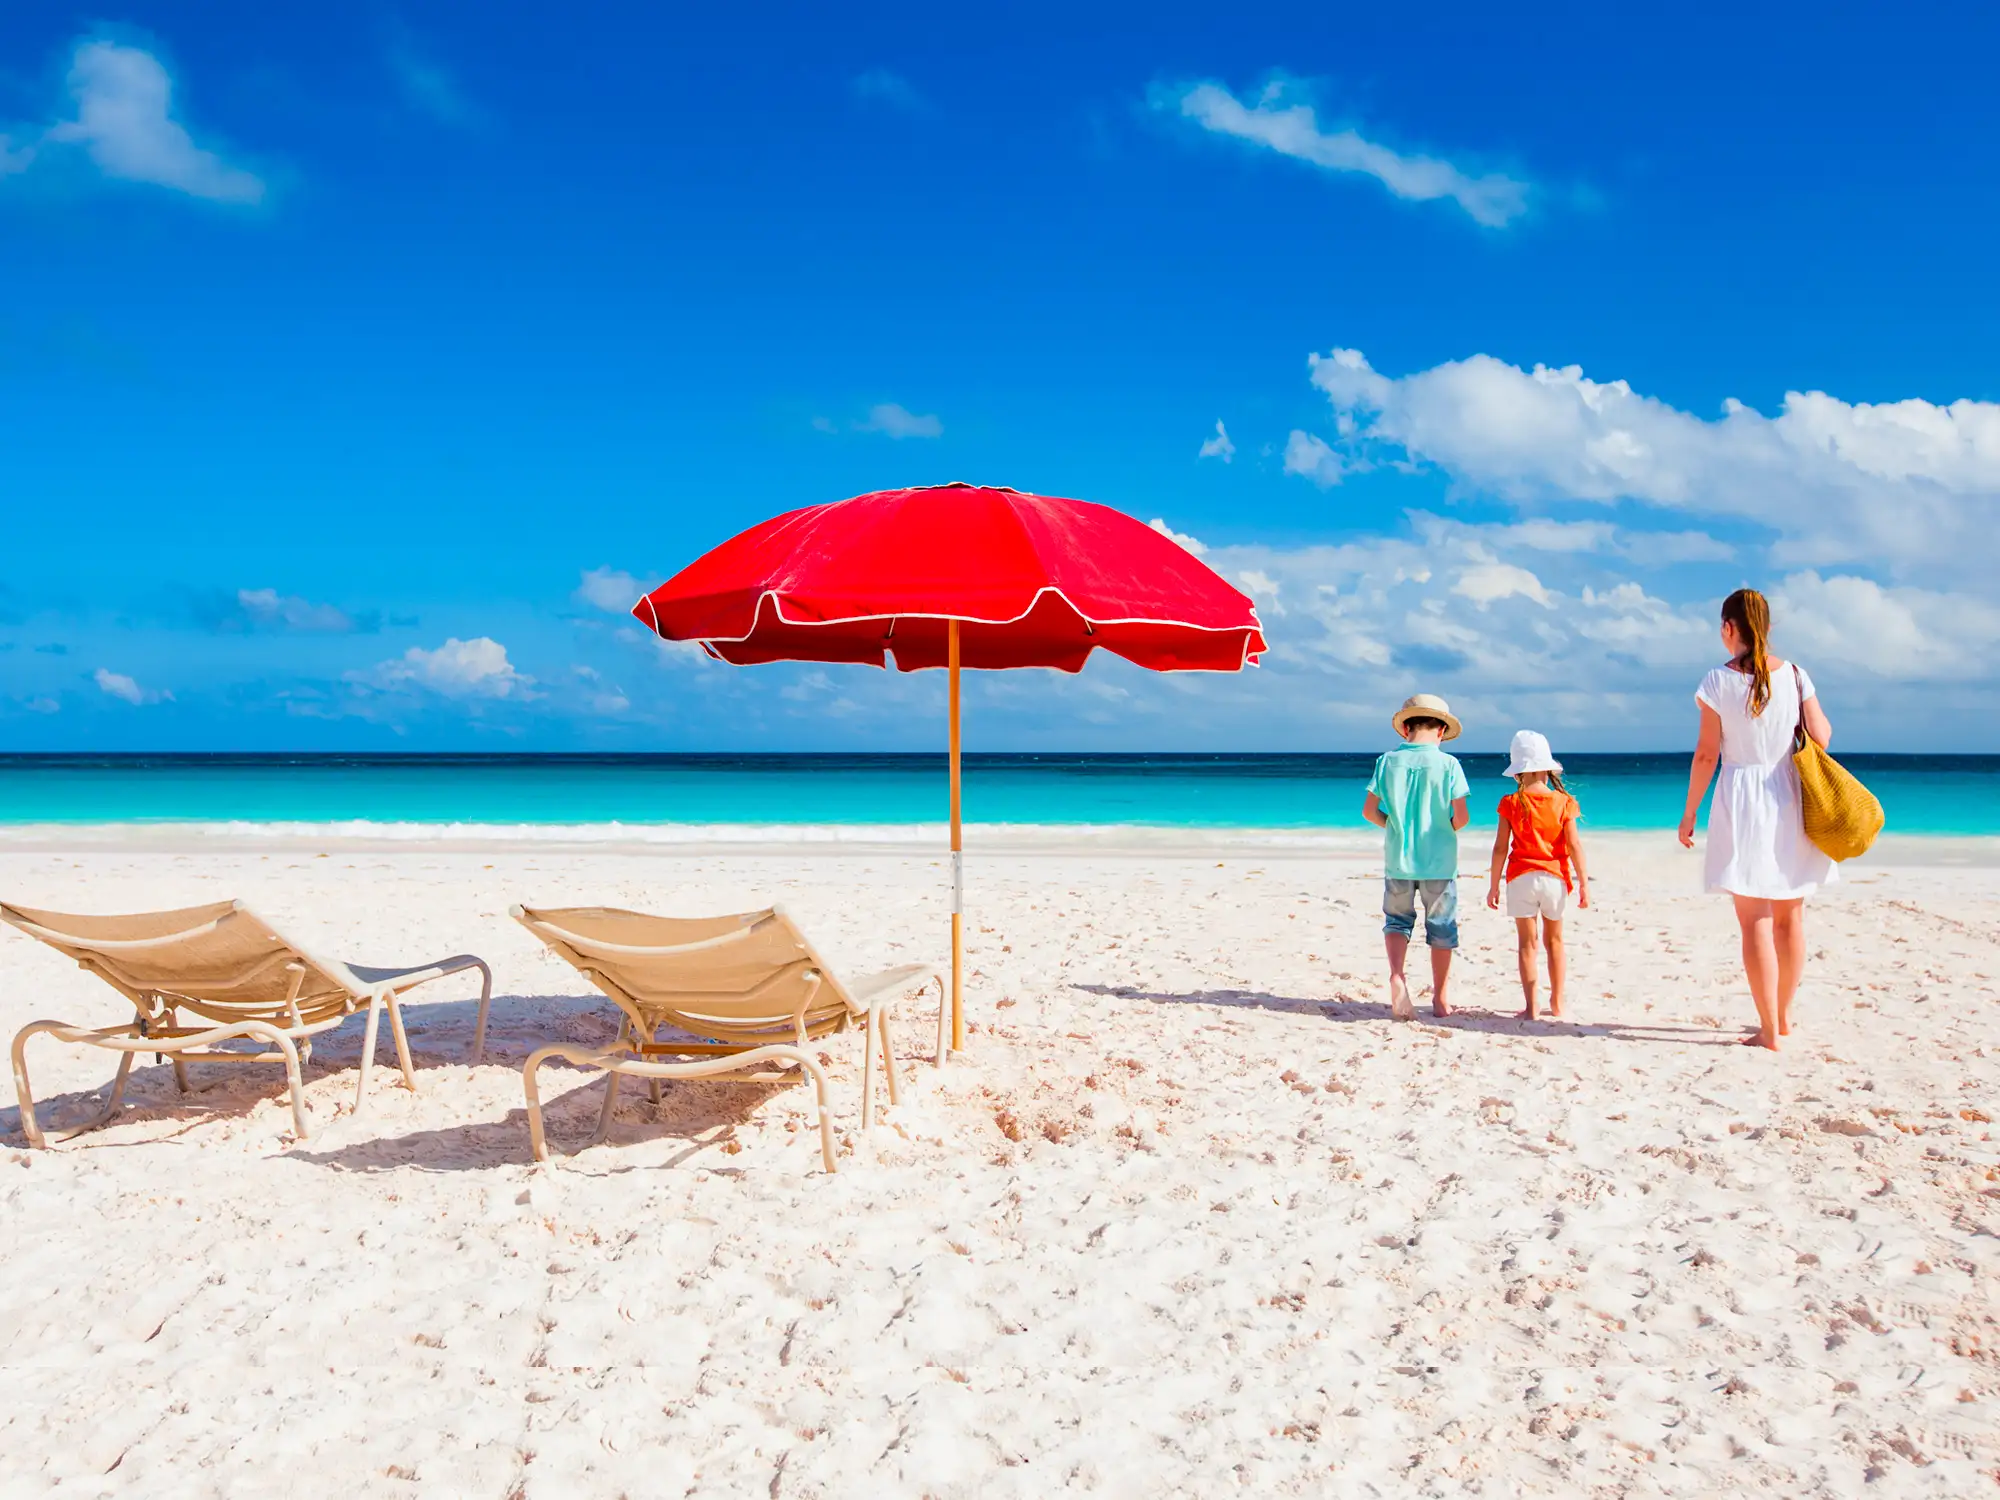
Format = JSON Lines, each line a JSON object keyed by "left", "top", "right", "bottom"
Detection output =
{"left": 1721, "top": 588, "right": 1773, "bottom": 717}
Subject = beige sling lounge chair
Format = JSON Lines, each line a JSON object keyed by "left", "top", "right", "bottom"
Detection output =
{"left": 512, "top": 904, "right": 942, "bottom": 1173}
{"left": 4, "top": 899, "right": 493, "bottom": 1148}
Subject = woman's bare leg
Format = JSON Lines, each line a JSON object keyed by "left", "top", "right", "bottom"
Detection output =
{"left": 1544, "top": 918, "right": 1566, "bottom": 1018}
{"left": 1731, "top": 894, "right": 1780, "bottom": 1050}
{"left": 1513, "top": 917, "right": 1539, "bottom": 1019}
{"left": 1772, "top": 898, "right": 1806, "bottom": 1036}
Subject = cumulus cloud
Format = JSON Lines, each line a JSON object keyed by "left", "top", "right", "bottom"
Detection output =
{"left": 17, "top": 41, "right": 266, "bottom": 203}
{"left": 1283, "top": 430, "right": 1346, "bottom": 487}
{"left": 1156, "top": 79, "right": 1529, "bottom": 227}
{"left": 1198, "top": 420, "right": 1236, "bottom": 463}
{"left": 852, "top": 69, "right": 926, "bottom": 113}
{"left": 1303, "top": 346, "right": 2000, "bottom": 572}
{"left": 94, "top": 667, "right": 169, "bottom": 704}
{"left": 207, "top": 587, "right": 372, "bottom": 634}
{"left": 389, "top": 38, "right": 478, "bottom": 128}
{"left": 857, "top": 402, "right": 943, "bottom": 439}
{"left": 353, "top": 637, "right": 533, "bottom": 699}
{"left": 1148, "top": 518, "right": 1208, "bottom": 555}
{"left": 1453, "top": 560, "right": 1554, "bottom": 609}
{"left": 577, "top": 567, "right": 646, "bottom": 613}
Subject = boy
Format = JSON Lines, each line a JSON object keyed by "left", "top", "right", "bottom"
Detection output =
{"left": 1363, "top": 694, "right": 1470, "bottom": 1019}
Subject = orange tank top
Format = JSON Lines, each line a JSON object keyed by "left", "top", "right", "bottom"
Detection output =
{"left": 1500, "top": 789, "right": 1578, "bottom": 888}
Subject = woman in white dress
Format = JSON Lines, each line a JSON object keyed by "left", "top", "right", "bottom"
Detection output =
{"left": 1677, "top": 588, "right": 1835, "bottom": 1051}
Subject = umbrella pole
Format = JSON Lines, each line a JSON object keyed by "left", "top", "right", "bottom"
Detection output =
{"left": 948, "top": 619, "right": 964, "bottom": 1054}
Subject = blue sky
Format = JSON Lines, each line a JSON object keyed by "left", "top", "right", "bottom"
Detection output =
{"left": 3, "top": 1, "right": 1997, "bottom": 751}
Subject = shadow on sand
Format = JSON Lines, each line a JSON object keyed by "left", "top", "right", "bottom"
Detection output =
{"left": 1072, "top": 983, "right": 1738, "bottom": 1046}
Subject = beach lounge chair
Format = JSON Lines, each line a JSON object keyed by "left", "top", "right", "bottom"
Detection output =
{"left": 3, "top": 899, "right": 493, "bottom": 1148}
{"left": 511, "top": 904, "right": 942, "bottom": 1173}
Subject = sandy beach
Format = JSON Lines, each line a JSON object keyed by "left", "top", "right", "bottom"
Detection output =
{"left": 1, "top": 831, "right": 1996, "bottom": 1497}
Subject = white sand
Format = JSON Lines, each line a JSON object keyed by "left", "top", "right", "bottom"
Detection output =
{"left": 1, "top": 833, "right": 1996, "bottom": 1497}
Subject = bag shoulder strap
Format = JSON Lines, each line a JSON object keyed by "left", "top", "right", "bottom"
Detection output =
{"left": 1791, "top": 663, "right": 1807, "bottom": 754}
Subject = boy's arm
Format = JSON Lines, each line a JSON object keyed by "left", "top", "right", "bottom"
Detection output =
{"left": 1486, "top": 816, "right": 1510, "bottom": 908}
{"left": 1363, "top": 791, "right": 1388, "bottom": 829}
{"left": 1450, "top": 796, "right": 1469, "bottom": 833}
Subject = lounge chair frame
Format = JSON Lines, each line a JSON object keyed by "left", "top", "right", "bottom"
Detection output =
{"left": 513, "top": 904, "right": 942, "bottom": 1173}
{"left": 4, "top": 900, "right": 492, "bottom": 1148}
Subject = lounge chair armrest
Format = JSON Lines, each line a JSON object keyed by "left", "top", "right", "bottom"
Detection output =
{"left": 842, "top": 964, "right": 942, "bottom": 1011}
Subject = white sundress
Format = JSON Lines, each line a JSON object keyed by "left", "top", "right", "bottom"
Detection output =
{"left": 1696, "top": 662, "right": 1836, "bottom": 900}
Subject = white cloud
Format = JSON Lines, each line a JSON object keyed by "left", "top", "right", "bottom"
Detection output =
{"left": 355, "top": 637, "right": 532, "bottom": 699}
{"left": 21, "top": 696, "right": 60, "bottom": 715}
{"left": 94, "top": 668, "right": 168, "bottom": 705}
{"left": 577, "top": 567, "right": 645, "bottom": 613}
{"left": 1157, "top": 79, "right": 1529, "bottom": 227}
{"left": 1305, "top": 345, "right": 2000, "bottom": 572}
{"left": 852, "top": 69, "right": 926, "bottom": 113}
{"left": 33, "top": 42, "right": 264, "bottom": 203}
{"left": 1772, "top": 571, "right": 2000, "bottom": 680}
{"left": 1198, "top": 420, "right": 1236, "bottom": 463}
{"left": 389, "top": 41, "right": 477, "bottom": 128}
{"left": 1453, "top": 560, "right": 1553, "bottom": 609}
{"left": 235, "top": 588, "right": 356, "bottom": 633}
{"left": 1283, "top": 430, "right": 1345, "bottom": 487}
{"left": 1148, "top": 518, "right": 1208, "bottom": 555}
{"left": 858, "top": 402, "right": 943, "bottom": 439}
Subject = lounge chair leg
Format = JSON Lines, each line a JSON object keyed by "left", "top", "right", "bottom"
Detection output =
{"left": 593, "top": 1068, "right": 622, "bottom": 1144}
{"left": 469, "top": 958, "right": 495, "bottom": 1065}
{"left": 801, "top": 1052, "right": 837, "bottom": 1174}
{"left": 384, "top": 990, "right": 419, "bottom": 1094}
{"left": 878, "top": 1004, "right": 901, "bottom": 1107}
{"left": 522, "top": 1044, "right": 567, "bottom": 1162}
{"left": 861, "top": 1005, "right": 879, "bottom": 1140}
{"left": 272, "top": 1032, "right": 310, "bottom": 1143}
{"left": 355, "top": 994, "right": 382, "bottom": 1110}
{"left": 171, "top": 1056, "right": 192, "bottom": 1094}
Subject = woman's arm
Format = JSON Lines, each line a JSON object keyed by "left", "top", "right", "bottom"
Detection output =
{"left": 1803, "top": 694, "right": 1832, "bottom": 750}
{"left": 1486, "top": 816, "right": 1511, "bottom": 909}
{"left": 1678, "top": 702, "right": 1723, "bottom": 849}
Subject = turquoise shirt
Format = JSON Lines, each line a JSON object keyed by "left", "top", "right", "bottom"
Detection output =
{"left": 1367, "top": 743, "right": 1470, "bottom": 879}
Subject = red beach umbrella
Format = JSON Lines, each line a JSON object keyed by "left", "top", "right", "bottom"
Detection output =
{"left": 633, "top": 482, "right": 1267, "bottom": 1051}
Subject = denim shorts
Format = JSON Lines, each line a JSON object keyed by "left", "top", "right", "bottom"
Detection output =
{"left": 1382, "top": 878, "right": 1459, "bottom": 949}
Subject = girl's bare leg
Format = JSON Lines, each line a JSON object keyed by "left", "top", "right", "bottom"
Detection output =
{"left": 1731, "top": 894, "right": 1780, "bottom": 1050}
{"left": 1513, "top": 917, "right": 1539, "bottom": 1019}
{"left": 1772, "top": 899, "right": 1806, "bottom": 1036}
{"left": 1544, "top": 918, "right": 1566, "bottom": 1018}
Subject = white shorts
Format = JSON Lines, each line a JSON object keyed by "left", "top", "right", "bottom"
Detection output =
{"left": 1505, "top": 872, "right": 1568, "bottom": 920}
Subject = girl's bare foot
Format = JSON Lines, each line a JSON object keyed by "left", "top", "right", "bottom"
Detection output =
{"left": 1514, "top": 1006, "right": 1537, "bottom": 1021}
{"left": 1739, "top": 1029, "right": 1780, "bottom": 1050}
{"left": 1389, "top": 975, "right": 1413, "bottom": 1021}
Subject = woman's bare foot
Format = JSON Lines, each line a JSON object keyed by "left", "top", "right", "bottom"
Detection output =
{"left": 1514, "top": 1006, "right": 1537, "bottom": 1021}
{"left": 1739, "top": 1029, "right": 1780, "bottom": 1050}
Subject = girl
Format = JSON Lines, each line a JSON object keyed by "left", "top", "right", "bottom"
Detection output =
{"left": 1485, "top": 730, "right": 1590, "bottom": 1020}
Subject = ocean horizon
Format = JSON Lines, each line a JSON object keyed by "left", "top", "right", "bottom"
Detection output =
{"left": 2, "top": 751, "right": 1996, "bottom": 836}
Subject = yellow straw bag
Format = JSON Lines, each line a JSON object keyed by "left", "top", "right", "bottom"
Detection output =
{"left": 1790, "top": 665, "right": 1883, "bottom": 861}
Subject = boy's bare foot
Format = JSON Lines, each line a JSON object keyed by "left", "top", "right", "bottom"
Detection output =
{"left": 1389, "top": 975, "right": 1413, "bottom": 1021}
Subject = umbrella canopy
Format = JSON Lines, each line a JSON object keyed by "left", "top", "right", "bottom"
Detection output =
{"left": 632, "top": 483, "right": 1266, "bottom": 1055}
{"left": 634, "top": 483, "right": 1266, "bottom": 671}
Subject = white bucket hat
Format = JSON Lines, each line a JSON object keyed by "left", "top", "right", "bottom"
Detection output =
{"left": 1503, "top": 730, "right": 1563, "bottom": 778}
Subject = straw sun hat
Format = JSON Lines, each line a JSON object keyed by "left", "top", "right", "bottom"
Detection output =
{"left": 1502, "top": 730, "right": 1563, "bottom": 778}
{"left": 1391, "top": 693, "right": 1462, "bottom": 741}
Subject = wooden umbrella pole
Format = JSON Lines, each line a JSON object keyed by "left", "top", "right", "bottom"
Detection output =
{"left": 948, "top": 619, "right": 964, "bottom": 1054}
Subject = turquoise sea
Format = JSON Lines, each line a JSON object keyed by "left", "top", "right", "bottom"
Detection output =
{"left": 0, "top": 753, "right": 1996, "bottom": 835}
